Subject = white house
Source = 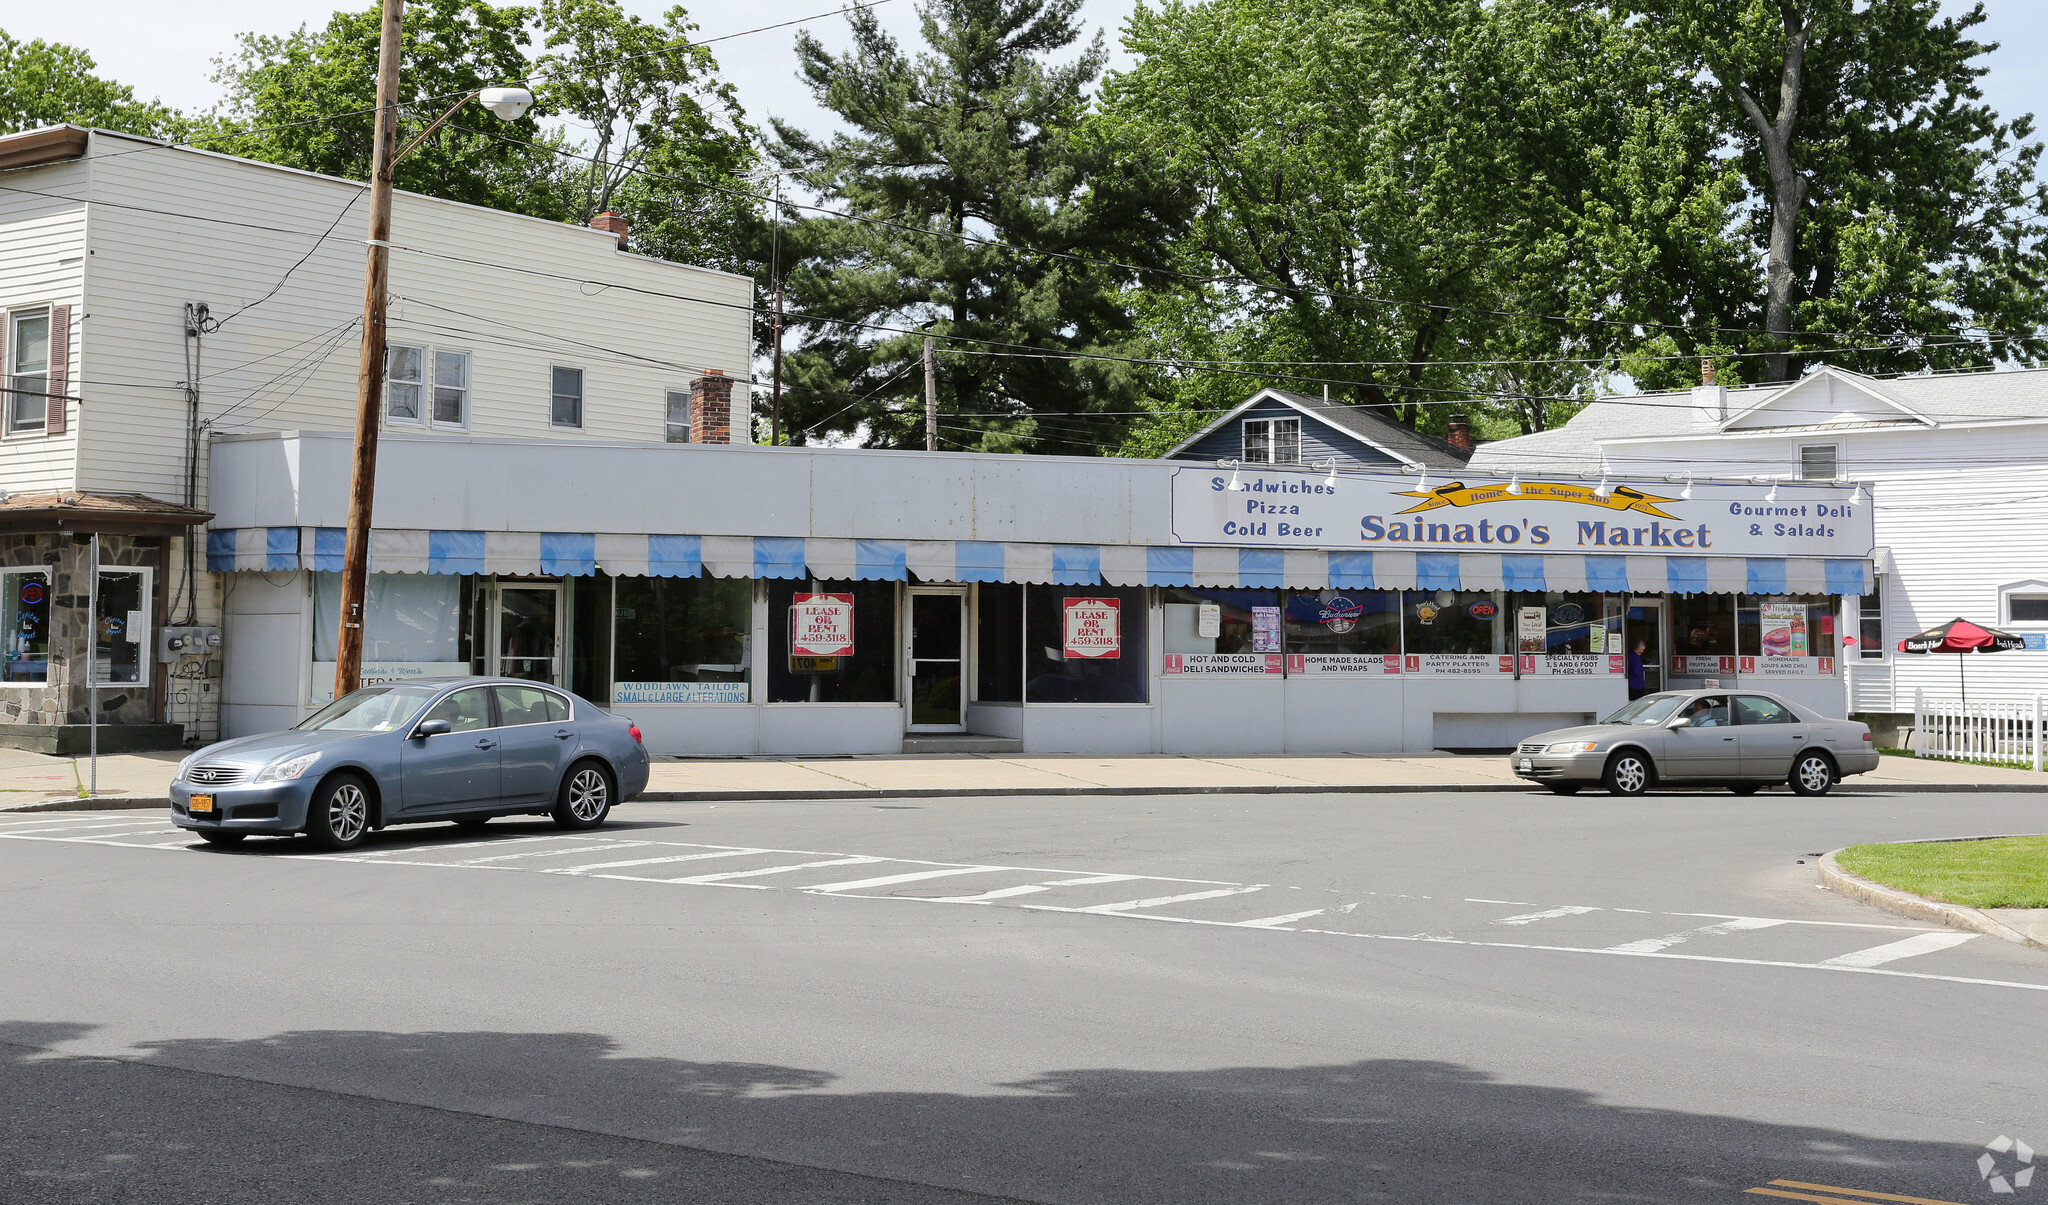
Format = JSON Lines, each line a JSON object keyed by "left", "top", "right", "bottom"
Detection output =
{"left": 1468, "top": 364, "right": 2048, "bottom": 729}
{"left": 0, "top": 125, "right": 753, "bottom": 750}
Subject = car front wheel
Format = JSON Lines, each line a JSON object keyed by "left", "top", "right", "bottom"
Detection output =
{"left": 305, "top": 774, "right": 373, "bottom": 851}
{"left": 1790, "top": 752, "right": 1836, "bottom": 797}
{"left": 1603, "top": 751, "right": 1653, "bottom": 796}
{"left": 553, "top": 761, "right": 613, "bottom": 830}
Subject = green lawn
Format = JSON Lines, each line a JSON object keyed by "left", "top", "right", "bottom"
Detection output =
{"left": 1838, "top": 836, "right": 2048, "bottom": 909}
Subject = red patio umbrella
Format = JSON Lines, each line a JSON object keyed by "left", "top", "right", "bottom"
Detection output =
{"left": 1896, "top": 617, "right": 2026, "bottom": 705}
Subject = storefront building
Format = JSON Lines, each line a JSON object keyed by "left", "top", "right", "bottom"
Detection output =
{"left": 206, "top": 429, "right": 1873, "bottom": 754}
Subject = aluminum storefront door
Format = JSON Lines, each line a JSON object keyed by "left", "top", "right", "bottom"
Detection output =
{"left": 907, "top": 590, "right": 965, "bottom": 731}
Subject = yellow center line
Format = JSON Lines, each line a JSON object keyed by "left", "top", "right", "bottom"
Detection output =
{"left": 1745, "top": 1180, "right": 1970, "bottom": 1205}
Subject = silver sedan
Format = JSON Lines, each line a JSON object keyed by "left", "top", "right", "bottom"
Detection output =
{"left": 1510, "top": 689, "right": 1878, "bottom": 796}
{"left": 168, "top": 677, "right": 653, "bottom": 850}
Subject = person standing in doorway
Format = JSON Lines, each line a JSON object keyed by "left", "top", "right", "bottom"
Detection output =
{"left": 1627, "top": 639, "right": 1648, "bottom": 700}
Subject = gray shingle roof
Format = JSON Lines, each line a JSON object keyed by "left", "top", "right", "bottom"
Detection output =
{"left": 1260, "top": 389, "right": 1474, "bottom": 468}
{"left": 1469, "top": 365, "right": 2048, "bottom": 474}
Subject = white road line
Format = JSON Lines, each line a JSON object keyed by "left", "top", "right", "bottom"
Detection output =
{"left": 1046, "top": 886, "right": 1266, "bottom": 914}
{"left": 1604, "top": 916, "right": 1787, "bottom": 954}
{"left": 0, "top": 816, "right": 137, "bottom": 830}
{"left": 453, "top": 841, "right": 651, "bottom": 866}
{"left": 544, "top": 849, "right": 770, "bottom": 875}
{"left": 1234, "top": 909, "right": 1328, "bottom": 929}
{"left": 805, "top": 866, "right": 1001, "bottom": 894}
{"left": 1042, "top": 874, "right": 1145, "bottom": 886}
{"left": 1465, "top": 898, "right": 1540, "bottom": 906}
{"left": 1494, "top": 906, "right": 1600, "bottom": 926}
{"left": 936, "top": 884, "right": 1052, "bottom": 902}
{"left": 1819, "top": 930, "right": 1979, "bottom": 968}
{"left": 2, "top": 819, "right": 163, "bottom": 835}
{"left": 662, "top": 856, "right": 886, "bottom": 885}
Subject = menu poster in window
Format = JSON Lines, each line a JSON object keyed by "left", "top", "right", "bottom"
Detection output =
{"left": 1759, "top": 602, "right": 1807, "bottom": 657}
{"left": 1196, "top": 604, "right": 1221, "bottom": 639}
{"left": 790, "top": 593, "right": 855, "bottom": 657}
{"left": 1062, "top": 597, "right": 1121, "bottom": 659}
{"left": 1517, "top": 607, "right": 1546, "bottom": 654}
{"left": 1251, "top": 606, "right": 1282, "bottom": 652}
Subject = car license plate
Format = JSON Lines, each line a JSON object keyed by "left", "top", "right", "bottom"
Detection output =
{"left": 1517, "top": 758, "right": 1533, "bottom": 772}
{"left": 189, "top": 794, "right": 214, "bottom": 813}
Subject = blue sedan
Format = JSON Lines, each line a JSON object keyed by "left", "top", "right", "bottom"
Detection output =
{"left": 169, "top": 678, "right": 652, "bottom": 850}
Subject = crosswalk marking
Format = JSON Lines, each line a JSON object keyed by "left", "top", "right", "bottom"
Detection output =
{"left": 1605, "top": 916, "right": 1787, "bottom": 954}
{"left": 1051, "top": 886, "right": 1266, "bottom": 914}
{"left": 939, "top": 884, "right": 1052, "bottom": 902}
{"left": 1234, "top": 909, "right": 1327, "bottom": 929}
{"left": 805, "top": 866, "right": 1001, "bottom": 894}
{"left": 662, "top": 856, "right": 886, "bottom": 885}
{"left": 544, "top": 849, "right": 769, "bottom": 875}
{"left": 1818, "top": 930, "right": 1978, "bottom": 968}
{"left": 1494, "top": 905, "right": 1600, "bottom": 925}
{"left": 454, "top": 841, "right": 651, "bottom": 866}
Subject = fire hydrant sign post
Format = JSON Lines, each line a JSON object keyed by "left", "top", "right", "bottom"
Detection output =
{"left": 1062, "top": 597, "right": 1121, "bottom": 660}
{"left": 790, "top": 593, "right": 855, "bottom": 657}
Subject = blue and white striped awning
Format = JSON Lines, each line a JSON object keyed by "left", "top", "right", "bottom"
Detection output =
{"left": 205, "top": 529, "right": 1871, "bottom": 595}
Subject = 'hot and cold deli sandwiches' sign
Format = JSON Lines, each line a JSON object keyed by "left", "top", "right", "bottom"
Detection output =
{"left": 1170, "top": 468, "right": 1873, "bottom": 559}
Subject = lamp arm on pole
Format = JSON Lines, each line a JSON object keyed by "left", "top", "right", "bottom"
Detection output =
{"left": 389, "top": 91, "right": 477, "bottom": 169}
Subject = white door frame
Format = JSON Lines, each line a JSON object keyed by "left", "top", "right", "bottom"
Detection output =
{"left": 487, "top": 579, "right": 566, "bottom": 684}
{"left": 905, "top": 585, "right": 968, "bottom": 732}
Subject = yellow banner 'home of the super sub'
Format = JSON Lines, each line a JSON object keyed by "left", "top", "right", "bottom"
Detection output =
{"left": 1396, "top": 481, "right": 1682, "bottom": 521}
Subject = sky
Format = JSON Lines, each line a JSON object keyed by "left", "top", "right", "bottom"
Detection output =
{"left": 8, "top": 0, "right": 2047, "bottom": 160}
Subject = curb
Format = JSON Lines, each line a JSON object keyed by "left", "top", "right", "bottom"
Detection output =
{"left": 1818, "top": 847, "right": 2046, "bottom": 953}
{"left": 0, "top": 796, "right": 171, "bottom": 813}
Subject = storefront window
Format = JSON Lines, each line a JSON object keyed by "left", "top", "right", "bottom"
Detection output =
{"left": 2, "top": 568, "right": 51, "bottom": 684}
{"left": 1162, "top": 587, "right": 1279, "bottom": 654}
{"left": 1284, "top": 589, "right": 1398, "bottom": 670}
{"left": 1858, "top": 583, "right": 1884, "bottom": 659}
{"left": 1670, "top": 595, "right": 1736, "bottom": 657}
{"left": 1738, "top": 594, "right": 1838, "bottom": 672}
{"left": 612, "top": 574, "right": 752, "bottom": 703}
{"left": 767, "top": 579, "right": 898, "bottom": 703}
{"left": 94, "top": 567, "right": 150, "bottom": 686}
{"left": 1400, "top": 590, "right": 1504, "bottom": 655}
{"left": 1026, "top": 585, "right": 1148, "bottom": 703}
{"left": 975, "top": 583, "right": 1023, "bottom": 702}
{"left": 313, "top": 573, "right": 464, "bottom": 664}
{"left": 1508, "top": 592, "right": 1612, "bottom": 655}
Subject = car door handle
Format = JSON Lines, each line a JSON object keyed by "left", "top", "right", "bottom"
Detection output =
{"left": 475, "top": 739, "right": 498, "bottom": 750}
{"left": 1722, "top": 736, "right": 1735, "bottom": 741}
{"left": 554, "top": 729, "right": 572, "bottom": 740}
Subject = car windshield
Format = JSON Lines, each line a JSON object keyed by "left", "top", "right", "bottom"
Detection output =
{"left": 296, "top": 685, "right": 442, "bottom": 732}
{"left": 1602, "top": 694, "right": 1686, "bottom": 725}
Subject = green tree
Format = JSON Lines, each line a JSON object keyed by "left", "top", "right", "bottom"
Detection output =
{"left": 1620, "top": 0, "right": 2048, "bottom": 382}
{"left": 0, "top": 30, "right": 183, "bottom": 137}
{"left": 1097, "top": 0, "right": 1744, "bottom": 448}
{"left": 769, "top": 0, "right": 1161, "bottom": 452}
{"left": 205, "top": 0, "right": 563, "bottom": 215}
{"left": 531, "top": 0, "right": 758, "bottom": 270}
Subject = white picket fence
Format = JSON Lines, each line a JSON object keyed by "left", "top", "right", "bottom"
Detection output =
{"left": 1912, "top": 690, "right": 2046, "bottom": 771}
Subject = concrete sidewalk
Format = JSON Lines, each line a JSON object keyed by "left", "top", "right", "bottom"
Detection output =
{"left": 2, "top": 745, "right": 2042, "bottom": 810}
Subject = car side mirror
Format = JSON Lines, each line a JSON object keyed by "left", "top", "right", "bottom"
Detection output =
{"left": 1667, "top": 715, "right": 1692, "bottom": 729}
{"left": 415, "top": 719, "right": 452, "bottom": 738}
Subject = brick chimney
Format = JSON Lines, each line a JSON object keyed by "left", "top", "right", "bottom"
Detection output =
{"left": 690, "top": 370, "right": 733, "bottom": 444}
{"left": 589, "top": 211, "right": 629, "bottom": 249}
{"left": 1446, "top": 413, "right": 1472, "bottom": 452}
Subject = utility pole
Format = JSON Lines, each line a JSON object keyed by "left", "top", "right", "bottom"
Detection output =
{"left": 769, "top": 175, "right": 784, "bottom": 447}
{"left": 923, "top": 333, "right": 937, "bottom": 452}
{"left": 333, "top": 0, "right": 404, "bottom": 700}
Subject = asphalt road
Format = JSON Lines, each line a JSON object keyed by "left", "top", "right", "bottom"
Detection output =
{"left": 3, "top": 787, "right": 2045, "bottom": 1204}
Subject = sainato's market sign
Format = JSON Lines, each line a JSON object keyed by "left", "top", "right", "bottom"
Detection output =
{"left": 1168, "top": 467, "right": 1873, "bottom": 559}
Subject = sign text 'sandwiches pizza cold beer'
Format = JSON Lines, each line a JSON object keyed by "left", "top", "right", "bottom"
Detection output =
{"left": 1168, "top": 468, "right": 1874, "bottom": 559}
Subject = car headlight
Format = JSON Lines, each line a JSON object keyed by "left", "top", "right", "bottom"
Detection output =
{"left": 254, "top": 751, "right": 322, "bottom": 782}
{"left": 1546, "top": 741, "right": 1599, "bottom": 754}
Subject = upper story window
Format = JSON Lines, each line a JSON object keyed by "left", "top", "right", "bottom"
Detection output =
{"left": 1799, "top": 443, "right": 1838, "bottom": 480}
{"left": 1243, "top": 416, "right": 1300, "bottom": 464}
{"left": 8, "top": 309, "right": 50, "bottom": 434}
{"left": 385, "top": 345, "right": 469, "bottom": 428}
{"left": 665, "top": 388, "right": 691, "bottom": 443}
{"left": 552, "top": 366, "right": 584, "bottom": 429}
{"left": 2004, "top": 583, "right": 2048, "bottom": 626}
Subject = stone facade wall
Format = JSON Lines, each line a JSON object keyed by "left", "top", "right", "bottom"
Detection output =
{"left": 0, "top": 532, "right": 163, "bottom": 727}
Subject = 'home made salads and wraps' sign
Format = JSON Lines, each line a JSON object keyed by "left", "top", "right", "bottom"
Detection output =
{"left": 1169, "top": 468, "right": 1873, "bottom": 559}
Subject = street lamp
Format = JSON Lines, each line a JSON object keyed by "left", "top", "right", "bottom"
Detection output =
{"left": 331, "top": 0, "right": 532, "bottom": 699}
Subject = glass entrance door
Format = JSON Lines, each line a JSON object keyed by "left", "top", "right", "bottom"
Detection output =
{"left": 907, "top": 590, "right": 965, "bottom": 731}
{"left": 492, "top": 584, "right": 562, "bottom": 684}
{"left": 1627, "top": 598, "right": 1664, "bottom": 696}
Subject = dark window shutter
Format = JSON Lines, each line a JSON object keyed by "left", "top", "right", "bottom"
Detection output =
{"left": 45, "top": 304, "right": 70, "bottom": 435}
